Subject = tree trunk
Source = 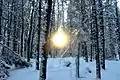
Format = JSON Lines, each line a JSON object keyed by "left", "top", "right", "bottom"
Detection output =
{"left": 98, "top": 0, "right": 105, "bottom": 69}
{"left": 0, "top": 0, "right": 3, "bottom": 54}
{"left": 90, "top": 17, "right": 93, "bottom": 62}
{"left": 76, "top": 42, "right": 80, "bottom": 78}
{"left": 115, "top": 0, "right": 120, "bottom": 60}
{"left": 84, "top": 42, "right": 88, "bottom": 62}
{"left": 7, "top": 2, "right": 10, "bottom": 47}
{"left": 27, "top": 0, "right": 34, "bottom": 62}
{"left": 39, "top": 0, "right": 52, "bottom": 80}
{"left": 91, "top": 0, "right": 101, "bottom": 79}
{"left": 13, "top": 0, "right": 17, "bottom": 53}
{"left": 36, "top": 0, "right": 41, "bottom": 70}
{"left": 21, "top": 0, "right": 24, "bottom": 57}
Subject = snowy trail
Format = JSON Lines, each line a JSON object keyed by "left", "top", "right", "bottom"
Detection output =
{"left": 7, "top": 58, "right": 89, "bottom": 80}
{"left": 8, "top": 58, "right": 74, "bottom": 80}
{"left": 47, "top": 68, "right": 73, "bottom": 80}
{"left": 8, "top": 68, "right": 39, "bottom": 80}
{"left": 8, "top": 67, "right": 73, "bottom": 80}
{"left": 8, "top": 58, "right": 120, "bottom": 80}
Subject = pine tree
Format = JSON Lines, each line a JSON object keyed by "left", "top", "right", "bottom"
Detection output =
{"left": 13, "top": 0, "right": 18, "bottom": 53}
{"left": 27, "top": 0, "right": 35, "bottom": 62}
{"left": 7, "top": 1, "right": 10, "bottom": 47}
{"left": 115, "top": 0, "right": 120, "bottom": 60}
{"left": 36, "top": 0, "right": 41, "bottom": 70}
{"left": 90, "top": 21, "right": 93, "bottom": 62}
{"left": 40, "top": 0, "right": 52, "bottom": 79}
{"left": 21, "top": 0, "right": 24, "bottom": 57}
{"left": 0, "top": 0, "right": 3, "bottom": 52}
{"left": 97, "top": 0, "right": 105, "bottom": 69}
{"left": 91, "top": 0, "right": 101, "bottom": 79}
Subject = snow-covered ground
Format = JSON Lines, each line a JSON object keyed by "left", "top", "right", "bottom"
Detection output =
{"left": 8, "top": 57, "right": 120, "bottom": 80}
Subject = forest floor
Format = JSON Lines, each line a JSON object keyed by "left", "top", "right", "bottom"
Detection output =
{"left": 8, "top": 58, "right": 120, "bottom": 80}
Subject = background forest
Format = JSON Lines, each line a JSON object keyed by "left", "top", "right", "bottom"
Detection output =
{"left": 0, "top": 0, "right": 120, "bottom": 80}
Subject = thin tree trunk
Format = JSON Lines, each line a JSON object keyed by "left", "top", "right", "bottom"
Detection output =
{"left": 21, "top": 0, "right": 24, "bottom": 57}
{"left": 84, "top": 42, "right": 88, "bottom": 62}
{"left": 7, "top": 0, "right": 13, "bottom": 48}
{"left": 36, "top": 0, "right": 41, "bottom": 70}
{"left": 90, "top": 43, "right": 93, "bottom": 62}
{"left": 7, "top": 2, "right": 10, "bottom": 47}
{"left": 90, "top": 17, "right": 93, "bottom": 62}
{"left": 61, "top": 0, "right": 64, "bottom": 26}
{"left": 76, "top": 42, "right": 80, "bottom": 78}
{"left": 27, "top": 0, "right": 34, "bottom": 62}
{"left": 13, "top": 0, "right": 17, "bottom": 53}
{"left": 0, "top": 0, "right": 3, "bottom": 54}
{"left": 30, "top": 26, "right": 35, "bottom": 58}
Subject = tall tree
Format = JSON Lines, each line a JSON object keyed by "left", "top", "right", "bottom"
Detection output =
{"left": 13, "top": 0, "right": 18, "bottom": 53}
{"left": 91, "top": 0, "right": 101, "bottom": 79}
{"left": 115, "top": 0, "right": 120, "bottom": 59}
{"left": 7, "top": 1, "right": 10, "bottom": 47}
{"left": 27, "top": 0, "right": 35, "bottom": 62}
{"left": 39, "top": 0, "right": 52, "bottom": 80}
{"left": 21, "top": 0, "right": 24, "bottom": 57}
{"left": 90, "top": 21, "right": 93, "bottom": 62}
{"left": 98, "top": 0, "right": 105, "bottom": 69}
{"left": 0, "top": 0, "right": 3, "bottom": 53}
{"left": 36, "top": 0, "right": 41, "bottom": 70}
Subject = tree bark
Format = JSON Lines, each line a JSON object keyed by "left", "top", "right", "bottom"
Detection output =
{"left": 98, "top": 0, "right": 105, "bottom": 69}
{"left": 0, "top": 0, "right": 3, "bottom": 54}
{"left": 21, "top": 0, "right": 24, "bottom": 57}
{"left": 39, "top": 0, "right": 52, "bottom": 80}
{"left": 76, "top": 42, "right": 80, "bottom": 78}
{"left": 115, "top": 0, "right": 120, "bottom": 60}
{"left": 84, "top": 42, "right": 88, "bottom": 62}
{"left": 92, "top": 0, "right": 101, "bottom": 79}
{"left": 27, "top": 0, "right": 34, "bottom": 62}
{"left": 13, "top": 0, "right": 18, "bottom": 53}
{"left": 36, "top": 0, "right": 41, "bottom": 70}
{"left": 7, "top": 2, "right": 10, "bottom": 47}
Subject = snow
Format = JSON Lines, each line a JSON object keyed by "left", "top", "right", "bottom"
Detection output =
{"left": 8, "top": 58, "right": 120, "bottom": 80}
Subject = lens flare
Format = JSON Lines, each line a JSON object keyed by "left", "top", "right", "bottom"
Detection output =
{"left": 51, "top": 28, "right": 69, "bottom": 48}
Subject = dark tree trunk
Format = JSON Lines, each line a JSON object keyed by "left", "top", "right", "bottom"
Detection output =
{"left": 27, "top": 1, "right": 34, "bottom": 62}
{"left": 49, "top": 0, "right": 56, "bottom": 57}
{"left": 7, "top": 1, "right": 13, "bottom": 48}
{"left": 40, "top": 0, "right": 52, "bottom": 80}
{"left": 30, "top": 26, "right": 35, "bottom": 58}
{"left": 61, "top": 0, "right": 64, "bottom": 26}
{"left": 115, "top": 0, "right": 120, "bottom": 60}
{"left": 7, "top": 2, "right": 10, "bottom": 47}
{"left": 21, "top": 0, "right": 24, "bottom": 57}
{"left": 0, "top": 0, "right": 2, "bottom": 43}
{"left": 98, "top": 0, "right": 105, "bottom": 70}
{"left": 76, "top": 42, "right": 80, "bottom": 78}
{"left": 92, "top": 0, "right": 101, "bottom": 79}
{"left": 84, "top": 42, "right": 88, "bottom": 62}
{"left": 90, "top": 43, "right": 93, "bottom": 62}
{"left": 36, "top": 0, "right": 41, "bottom": 70}
{"left": 13, "top": 0, "right": 17, "bottom": 53}
{"left": 90, "top": 19, "right": 93, "bottom": 62}
{"left": 0, "top": 0, "right": 3, "bottom": 56}
{"left": 24, "top": 39, "right": 27, "bottom": 57}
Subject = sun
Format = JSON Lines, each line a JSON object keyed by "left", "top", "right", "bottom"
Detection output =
{"left": 51, "top": 28, "right": 69, "bottom": 48}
